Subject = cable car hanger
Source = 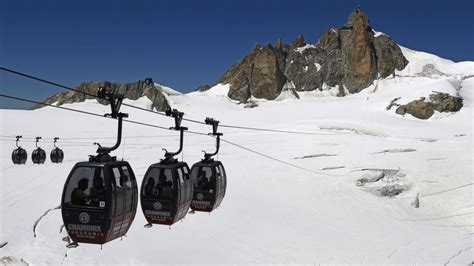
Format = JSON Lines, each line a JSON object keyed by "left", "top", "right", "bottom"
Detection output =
{"left": 53, "top": 137, "right": 59, "bottom": 148}
{"left": 202, "top": 117, "right": 222, "bottom": 162}
{"left": 16, "top": 135, "right": 22, "bottom": 148}
{"left": 91, "top": 87, "right": 129, "bottom": 163}
{"left": 35, "top": 136, "right": 41, "bottom": 148}
{"left": 161, "top": 108, "right": 188, "bottom": 163}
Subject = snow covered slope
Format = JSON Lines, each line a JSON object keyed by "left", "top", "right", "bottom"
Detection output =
{"left": 0, "top": 48, "right": 473, "bottom": 264}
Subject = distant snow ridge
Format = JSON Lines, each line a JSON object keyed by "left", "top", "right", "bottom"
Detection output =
{"left": 36, "top": 78, "right": 174, "bottom": 112}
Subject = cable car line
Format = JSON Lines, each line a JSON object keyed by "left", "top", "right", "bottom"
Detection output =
{"left": 1, "top": 66, "right": 341, "bottom": 136}
{"left": 220, "top": 138, "right": 342, "bottom": 177}
{"left": 397, "top": 182, "right": 474, "bottom": 199}
{"left": 401, "top": 211, "right": 474, "bottom": 222}
{"left": 0, "top": 66, "right": 97, "bottom": 98}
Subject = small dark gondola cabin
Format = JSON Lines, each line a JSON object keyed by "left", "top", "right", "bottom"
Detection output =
{"left": 190, "top": 117, "right": 227, "bottom": 213}
{"left": 51, "top": 137, "right": 64, "bottom": 163}
{"left": 61, "top": 161, "right": 138, "bottom": 245}
{"left": 12, "top": 148, "right": 27, "bottom": 164}
{"left": 12, "top": 136, "right": 27, "bottom": 165}
{"left": 141, "top": 161, "right": 193, "bottom": 225}
{"left": 51, "top": 148, "right": 64, "bottom": 163}
{"left": 32, "top": 137, "right": 46, "bottom": 164}
{"left": 190, "top": 160, "right": 227, "bottom": 212}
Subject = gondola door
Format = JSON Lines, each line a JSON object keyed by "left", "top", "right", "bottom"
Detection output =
{"left": 174, "top": 165, "right": 193, "bottom": 222}
{"left": 106, "top": 163, "right": 138, "bottom": 242}
{"left": 214, "top": 163, "right": 227, "bottom": 209}
{"left": 191, "top": 165, "right": 216, "bottom": 212}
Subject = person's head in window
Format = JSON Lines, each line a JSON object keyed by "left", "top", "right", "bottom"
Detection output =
{"left": 144, "top": 177, "right": 155, "bottom": 196}
{"left": 147, "top": 177, "right": 155, "bottom": 186}
{"left": 199, "top": 171, "right": 206, "bottom": 179}
{"left": 93, "top": 176, "right": 104, "bottom": 190}
{"left": 78, "top": 178, "right": 89, "bottom": 191}
{"left": 71, "top": 178, "right": 90, "bottom": 205}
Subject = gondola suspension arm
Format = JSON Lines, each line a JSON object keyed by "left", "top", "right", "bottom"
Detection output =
{"left": 162, "top": 108, "right": 188, "bottom": 161}
{"left": 203, "top": 117, "right": 223, "bottom": 161}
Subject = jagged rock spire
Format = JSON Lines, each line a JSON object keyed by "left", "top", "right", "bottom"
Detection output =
{"left": 345, "top": 7, "right": 369, "bottom": 28}
{"left": 275, "top": 38, "right": 283, "bottom": 51}
{"left": 291, "top": 34, "right": 306, "bottom": 48}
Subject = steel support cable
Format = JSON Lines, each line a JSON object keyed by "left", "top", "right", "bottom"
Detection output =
{"left": 1, "top": 134, "right": 179, "bottom": 141}
{"left": 1, "top": 93, "right": 334, "bottom": 177}
{"left": 0, "top": 66, "right": 96, "bottom": 98}
{"left": 0, "top": 94, "right": 170, "bottom": 131}
{"left": 397, "top": 183, "right": 474, "bottom": 199}
{"left": 401, "top": 211, "right": 474, "bottom": 222}
{"left": 220, "top": 138, "right": 343, "bottom": 177}
{"left": 1, "top": 66, "right": 341, "bottom": 136}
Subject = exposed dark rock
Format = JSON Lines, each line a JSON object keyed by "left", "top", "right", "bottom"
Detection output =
{"left": 411, "top": 193, "right": 420, "bottom": 208}
{"left": 373, "top": 35, "right": 408, "bottom": 78}
{"left": 395, "top": 105, "right": 407, "bottom": 115}
{"left": 377, "top": 184, "right": 408, "bottom": 197}
{"left": 275, "top": 38, "right": 283, "bottom": 51}
{"left": 395, "top": 93, "right": 463, "bottom": 119}
{"left": 33, "top": 79, "right": 170, "bottom": 111}
{"left": 218, "top": 43, "right": 286, "bottom": 102}
{"left": 429, "top": 92, "right": 463, "bottom": 112}
{"left": 214, "top": 8, "right": 408, "bottom": 103}
{"left": 291, "top": 34, "right": 306, "bottom": 48}
{"left": 398, "top": 97, "right": 434, "bottom": 119}
{"left": 342, "top": 9, "right": 378, "bottom": 93}
{"left": 386, "top": 97, "right": 401, "bottom": 110}
{"left": 195, "top": 84, "right": 212, "bottom": 92}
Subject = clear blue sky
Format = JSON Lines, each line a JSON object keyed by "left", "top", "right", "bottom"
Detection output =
{"left": 1, "top": 0, "right": 473, "bottom": 109}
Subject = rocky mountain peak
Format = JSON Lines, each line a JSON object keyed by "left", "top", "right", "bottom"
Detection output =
{"left": 345, "top": 8, "right": 369, "bottom": 28}
{"left": 215, "top": 9, "right": 408, "bottom": 103}
{"left": 291, "top": 34, "right": 306, "bottom": 48}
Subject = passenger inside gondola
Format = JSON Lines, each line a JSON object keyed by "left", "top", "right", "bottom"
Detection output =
{"left": 71, "top": 178, "right": 90, "bottom": 205}
{"left": 144, "top": 177, "right": 156, "bottom": 197}
{"left": 197, "top": 170, "right": 211, "bottom": 191}
{"left": 155, "top": 171, "right": 173, "bottom": 200}
{"left": 90, "top": 176, "right": 106, "bottom": 207}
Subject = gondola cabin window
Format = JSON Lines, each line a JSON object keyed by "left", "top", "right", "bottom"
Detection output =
{"left": 112, "top": 167, "right": 125, "bottom": 215}
{"left": 158, "top": 169, "right": 174, "bottom": 200}
{"left": 182, "top": 166, "right": 192, "bottom": 199}
{"left": 177, "top": 168, "right": 185, "bottom": 185}
{"left": 192, "top": 166, "right": 213, "bottom": 193}
{"left": 218, "top": 164, "right": 226, "bottom": 194}
{"left": 121, "top": 165, "right": 134, "bottom": 212}
{"left": 64, "top": 167, "right": 105, "bottom": 208}
{"left": 143, "top": 168, "right": 174, "bottom": 200}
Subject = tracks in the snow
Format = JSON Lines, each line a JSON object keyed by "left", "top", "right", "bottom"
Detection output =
{"left": 33, "top": 205, "right": 61, "bottom": 238}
